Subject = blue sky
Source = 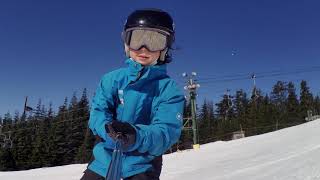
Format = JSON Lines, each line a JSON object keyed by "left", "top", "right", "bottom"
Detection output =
{"left": 0, "top": 0, "right": 320, "bottom": 116}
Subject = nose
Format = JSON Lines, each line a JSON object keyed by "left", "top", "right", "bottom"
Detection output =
{"left": 139, "top": 46, "right": 149, "bottom": 52}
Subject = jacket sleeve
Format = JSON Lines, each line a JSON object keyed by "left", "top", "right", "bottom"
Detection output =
{"left": 128, "top": 81, "right": 185, "bottom": 156}
{"left": 89, "top": 74, "right": 117, "bottom": 141}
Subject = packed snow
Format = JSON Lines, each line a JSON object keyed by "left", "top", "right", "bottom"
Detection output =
{"left": 1, "top": 119, "right": 320, "bottom": 180}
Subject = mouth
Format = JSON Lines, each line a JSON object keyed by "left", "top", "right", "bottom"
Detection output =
{"left": 138, "top": 55, "right": 150, "bottom": 59}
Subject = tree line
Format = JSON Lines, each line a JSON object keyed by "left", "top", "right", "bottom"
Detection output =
{"left": 0, "top": 80, "right": 319, "bottom": 171}
{"left": 179, "top": 80, "right": 319, "bottom": 149}
{"left": 0, "top": 89, "right": 95, "bottom": 171}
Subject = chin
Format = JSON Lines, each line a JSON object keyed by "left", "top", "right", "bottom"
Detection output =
{"left": 136, "top": 59, "right": 151, "bottom": 65}
{"left": 140, "top": 62, "right": 150, "bottom": 66}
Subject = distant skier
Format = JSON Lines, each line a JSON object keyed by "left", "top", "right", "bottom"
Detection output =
{"left": 80, "top": 8, "right": 184, "bottom": 180}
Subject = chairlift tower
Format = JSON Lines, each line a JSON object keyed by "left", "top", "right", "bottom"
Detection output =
{"left": 183, "top": 72, "right": 200, "bottom": 149}
{"left": 251, "top": 73, "right": 258, "bottom": 99}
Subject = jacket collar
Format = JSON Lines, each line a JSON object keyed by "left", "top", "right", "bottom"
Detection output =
{"left": 125, "top": 58, "right": 167, "bottom": 83}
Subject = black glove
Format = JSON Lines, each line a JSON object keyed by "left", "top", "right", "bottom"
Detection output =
{"left": 106, "top": 120, "right": 136, "bottom": 150}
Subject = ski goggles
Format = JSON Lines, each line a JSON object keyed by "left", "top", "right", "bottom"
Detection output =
{"left": 123, "top": 28, "right": 170, "bottom": 52}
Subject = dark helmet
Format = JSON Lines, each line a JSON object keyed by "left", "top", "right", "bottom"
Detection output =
{"left": 124, "top": 8, "right": 175, "bottom": 47}
{"left": 125, "top": 9, "right": 174, "bottom": 33}
{"left": 123, "top": 9, "right": 175, "bottom": 63}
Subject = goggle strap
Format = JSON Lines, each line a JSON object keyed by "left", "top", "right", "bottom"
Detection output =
{"left": 125, "top": 27, "right": 171, "bottom": 36}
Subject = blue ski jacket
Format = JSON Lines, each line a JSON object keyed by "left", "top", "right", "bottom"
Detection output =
{"left": 88, "top": 58, "right": 185, "bottom": 178}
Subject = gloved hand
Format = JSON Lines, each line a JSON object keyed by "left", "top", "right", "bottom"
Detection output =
{"left": 106, "top": 120, "right": 136, "bottom": 150}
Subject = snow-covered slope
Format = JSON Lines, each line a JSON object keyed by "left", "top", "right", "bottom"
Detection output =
{"left": 1, "top": 119, "right": 320, "bottom": 180}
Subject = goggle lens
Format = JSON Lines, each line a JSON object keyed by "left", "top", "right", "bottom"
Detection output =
{"left": 125, "top": 29, "right": 168, "bottom": 52}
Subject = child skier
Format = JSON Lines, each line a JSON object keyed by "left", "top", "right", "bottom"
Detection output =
{"left": 80, "top": 8, "right": 185, "bottom": 180}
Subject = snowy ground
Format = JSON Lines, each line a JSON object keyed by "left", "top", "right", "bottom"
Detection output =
{"left": 1, "top": 119, "right": 320, "bottom": 180}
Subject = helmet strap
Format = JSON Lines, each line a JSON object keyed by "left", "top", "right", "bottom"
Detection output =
{"left": 159, "top": 48, "right": 168, "bottom": 61}
{"left": 125, "top": 44, "right": 130, "bottom": 57}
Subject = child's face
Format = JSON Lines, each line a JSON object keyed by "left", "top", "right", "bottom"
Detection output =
{"left": 129, "top": 47, "right": 160, "bottom": 66}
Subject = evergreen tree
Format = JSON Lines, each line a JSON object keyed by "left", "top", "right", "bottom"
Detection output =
{"left": 30, "top": 99, "right": 45, "bottom": 168}
{"left": 34, "top": 103, "right": 52, "bottom": 167}
{"left": 216, "top": 93, "right": 233, "bottom": 122}
{"left": 76, "top": 126, "right": 95, "bottom": 163}
{"left": 13, "top": 111, "right": 20, "bottom": 123}
{"left": 26, "top": 114, "right": 37, "bottom": 169}
{"left": 75, "top": 88, "right": 93, "bottom": 163}
{"left": 286, "top": 82, "right": 300, "bottom": 125}
{"left": 259, "top": 95, "right": 274, "bottom": 134}
{"left": 270, "top": 81, "right": 288, "bottom": 129}
{"left": 65, "top": 92, "right": 79, "bottom": 163}
{"left": 198, "top": 99, "right": 210, "bottom": 143}
{"left": 2, "top": 112, "right": 13, "bottom": 131}
{"left": 0, "top": 113, "right": 16, "bottom": 171}
{"left": 0, "top": 148, "right": 16, "bottom": 171}
{"left": 215, "top": 92, "right": 235, "bottom": 140}
{"left": 314, "top": 96, "right": 320, "bottom": 115}
{"left": 246, "top": 88, "right": 264, "bottom": 136}
{"left": 11, "top": 111, "right": 20, "bottom": 167}
{"left": 299, "top": 80, "right": 313, "bottom": 121}
{"left": 1, "top": 113, "right": 13, "bottom": 149}
{"left": 52, "top": 97, "right": 70, "bottom": 165}
{"left": 233, "top": 90, "right": 248, "bottom": 133}
{"left": 207, "top": 100, "right": 215, "bottom": 137}
{"left": 14, "top": 114, "right": 33, "bottom": 169}
{"left": 47, "top": 102, "right": 57, "bottom": 166}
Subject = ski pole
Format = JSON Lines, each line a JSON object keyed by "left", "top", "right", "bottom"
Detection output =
{"left": 106, "top": 139, "right": 123, "bottom": 180}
